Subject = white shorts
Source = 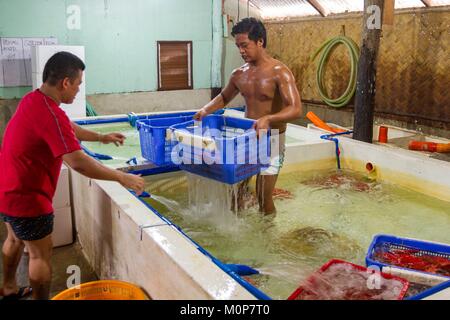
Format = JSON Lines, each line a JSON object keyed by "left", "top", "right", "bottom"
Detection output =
{"left": 260, "top": 133, "right": 286, "bottom": 176}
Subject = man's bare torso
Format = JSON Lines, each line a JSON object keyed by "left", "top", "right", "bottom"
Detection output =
{"left": 232, "top": 58, "right": 287, "bottom": 133}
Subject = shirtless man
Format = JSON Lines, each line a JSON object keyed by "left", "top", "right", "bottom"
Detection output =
{"left": 194, "top": 18, "right": 302, "bottom": 214}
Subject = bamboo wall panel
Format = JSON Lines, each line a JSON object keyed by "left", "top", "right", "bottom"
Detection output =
{"left": 266, "top": 9, "right": 450, "bottom": 129}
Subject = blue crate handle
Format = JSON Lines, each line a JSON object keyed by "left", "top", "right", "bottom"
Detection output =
{"left": 169, "top": 119, "right": 197, "bottom": 130}
{"left": 170, "top": 119, "right": 261, "bottom": 151}
{"left": 135, "top": 119, "right": 149, "bottom": 133}
{"left": 169, "top": 117, "right": 261, "bottom": 142}
{"left": 138, "top": 118, "right": 195, "bottom": 136}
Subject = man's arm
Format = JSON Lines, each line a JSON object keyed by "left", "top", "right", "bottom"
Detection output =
{"left": 71, "top": 122, "right": 125, "bottom": 146}
{"left": 254, "top": 66, "right": 302, "bottom": 131}
{"left": 194, "top": 72, "right": 240, "bottom": 120}
{"left": 63, "top": 150, "right": 144, "bottom": 194}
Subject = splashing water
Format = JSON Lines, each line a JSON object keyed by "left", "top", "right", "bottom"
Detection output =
{"left": 149, "top": 193, "right": 184, "bottom": 213}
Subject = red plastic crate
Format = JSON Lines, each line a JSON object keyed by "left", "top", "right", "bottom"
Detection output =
{"left": 287, "top": 259, "right": 410, "bottom": 300}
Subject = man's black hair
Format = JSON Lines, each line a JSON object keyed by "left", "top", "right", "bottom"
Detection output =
{"left": 43, "top": 51, "right": 85, "bottom": 86}
{"left": 231, "top": 17, "right": 267, "bottom": 48}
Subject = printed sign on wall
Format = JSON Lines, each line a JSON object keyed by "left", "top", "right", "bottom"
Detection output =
{"left": 0, "top": 37, "right": 57, "bottom": 87}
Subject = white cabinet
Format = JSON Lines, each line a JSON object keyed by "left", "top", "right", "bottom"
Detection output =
{"left": 31, "top": 45, "right": 86, "bottom": 119}
{"left": 53, "top": 164, "right": 71, "bottom": 209}
{"left": 52, "top": 164, "right": 74, "bottom": 247}
{"left": 52, "top": 206, "right": 74, "bottom": 248}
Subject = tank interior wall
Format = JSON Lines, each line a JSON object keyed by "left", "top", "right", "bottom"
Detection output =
{"left": 339, "top": 138, "right": 450, "bottom": 202}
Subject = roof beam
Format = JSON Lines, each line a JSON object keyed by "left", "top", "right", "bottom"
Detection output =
{"left": 306, "top": 0, "right": 329, "bottom": 17}
{"left": 420, "top": 0, "right": 433, "bottom": 6}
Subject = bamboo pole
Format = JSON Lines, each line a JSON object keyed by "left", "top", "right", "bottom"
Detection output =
{"left": 353, "top": 0, "right": 385, "bottom": 143}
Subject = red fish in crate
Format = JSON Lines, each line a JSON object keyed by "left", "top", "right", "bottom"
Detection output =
{"left": 375, "top": 248, "right": 450, "bottom": 277}
{"left": 287, "top": 259, "right": 409, "bottom": 300}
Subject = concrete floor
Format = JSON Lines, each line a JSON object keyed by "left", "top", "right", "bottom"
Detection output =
{"left": 0, "top": 221, "right": 97, "bottom": 300}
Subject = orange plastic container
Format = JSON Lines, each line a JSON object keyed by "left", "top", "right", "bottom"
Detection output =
{"left": 408, "top": 141, "right": 450, "bottom": 153}
{"left": 51, "top": 280, "right": 149, "bottom": 300}
{"left": 306, "top": 111, "right": 347, "bottom": 134}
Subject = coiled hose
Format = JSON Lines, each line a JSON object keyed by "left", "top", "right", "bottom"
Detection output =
{"left": 86, "top": 101, "right": 98, "bottom": 117}
{"left": 311, "top": 36, "right": 360, "bottom": 108}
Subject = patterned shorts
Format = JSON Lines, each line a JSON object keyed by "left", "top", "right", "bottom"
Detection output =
{"left": 1, "top": 213, "right": 54, "bottom": 241}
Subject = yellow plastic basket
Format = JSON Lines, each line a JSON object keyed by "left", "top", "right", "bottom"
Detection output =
{"left": 51, "top": 280, "right": 149, "bottom": 300}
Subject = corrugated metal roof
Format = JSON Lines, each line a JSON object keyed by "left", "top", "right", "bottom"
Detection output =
{"left": 251, "top": 0, "right": 320, "bottom": 18}
{"left": 428, "top": 0, "right": 450, "bottom": 5}
{"left": 317, "top": 0, "right": 363, "bottom": 14}
{"left": 395, "top": 0, "right": 425, "bottom": 8}
{"left": 250, "top": 0, "right": 450, "bottom": 19}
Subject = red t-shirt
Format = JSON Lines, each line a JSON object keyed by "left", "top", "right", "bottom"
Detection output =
{"left": 0, "top": 89, "right": 81, "bottom": 217}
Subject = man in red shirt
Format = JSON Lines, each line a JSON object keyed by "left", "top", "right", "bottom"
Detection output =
{"left": 0, "top": 52, "right": 144, "bottom": 300}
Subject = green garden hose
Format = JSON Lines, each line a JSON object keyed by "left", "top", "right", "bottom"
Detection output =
{"left": 311, "top": 36, "right": 360, "bottom": 108}
{"left": 86, "top": 101, "right": 98, "bottom": 117}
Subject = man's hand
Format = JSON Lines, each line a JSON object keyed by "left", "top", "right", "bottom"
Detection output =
{"left": 119, "top": 172, "right": 145, "bottom": 196}
{"left": 99, "top": 132, "right": 126, "bottom": 146}
{"left": 252, "top": 115, "right": 271, "bottom": 136}
{"left": 193, "top": 108, "right": 209, "bottom": 121}
{"left": 63, "top": 150, "right": 145, "bottom": 195}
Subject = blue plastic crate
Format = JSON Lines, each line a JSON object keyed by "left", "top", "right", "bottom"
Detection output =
{"left": 169, "top": 115, "right": 271, "bottom": 184}
{"left": 366, "top": 234, "right": 450, "bottom": 280}
{"left": 136, "top": 116, "right": 193, "bottom": 166}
